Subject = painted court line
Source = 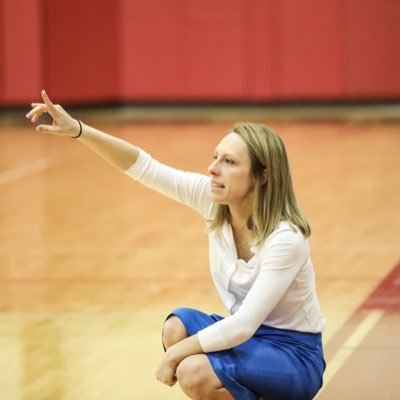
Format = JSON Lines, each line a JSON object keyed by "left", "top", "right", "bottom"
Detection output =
{"left": 0, "top": 159, "right": 50, "bottom": 185}
{"left": 316, "top": 310, "right": 383, "bottom": 397}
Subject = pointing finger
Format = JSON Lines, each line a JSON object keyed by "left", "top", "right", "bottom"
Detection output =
{"left": 41, "top": 90, "right": 59, "bottom": 119}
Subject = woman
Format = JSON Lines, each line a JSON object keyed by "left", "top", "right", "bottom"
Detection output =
{"left": 27, "top": 91, "right": 326, "bottom": 400}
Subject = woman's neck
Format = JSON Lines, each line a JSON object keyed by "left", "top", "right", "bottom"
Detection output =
{"left": 229, "top": 205, "right": 254, "bottom": 261}
{"left": 229, "top": 205, "right": 251, "bottom": 232}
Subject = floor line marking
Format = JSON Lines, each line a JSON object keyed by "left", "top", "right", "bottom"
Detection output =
{"left": 315, "top": 310, "right": 383, "bottom": 397}
{"left": 0, "top": 159, "right": 50, "bottom": 185}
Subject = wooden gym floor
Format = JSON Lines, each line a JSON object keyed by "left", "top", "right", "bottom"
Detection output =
{"left": 0, "top": 111, "right": 399, "bottom": 399}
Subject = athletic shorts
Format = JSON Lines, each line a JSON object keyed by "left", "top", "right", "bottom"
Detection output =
{"left": 166, "top": 307, "right": 325, "bottom": 400}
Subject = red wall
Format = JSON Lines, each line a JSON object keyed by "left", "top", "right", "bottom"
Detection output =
{"left": 0, "top": 0, "right": 4, "bottom": 105}
{"left": 277, "top": 0, "right": 344, "bottom": 99}
{"left": 344, "top": 0, "right": 400, "bottom": 98}
{"left": 1, "top": 0, "right": 399, "bottom": 106}
{"left": 1, "top": 0, "right": 43, "bottom": 105}
{"left": 43, "top": 0, "right": 120, "bottom": 103}
{"left": 120, "top": 0, "right": 247, "bottom": 101}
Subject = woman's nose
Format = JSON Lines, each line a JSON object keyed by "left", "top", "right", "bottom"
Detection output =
{"left": 208, "top": 160, "right": 220, "bottom": 175}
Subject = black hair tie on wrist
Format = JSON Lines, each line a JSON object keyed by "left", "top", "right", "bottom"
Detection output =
{"left": 72, "top": 120, "right": 83, "bottom": 138}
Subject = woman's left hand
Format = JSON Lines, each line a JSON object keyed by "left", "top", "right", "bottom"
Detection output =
{"left": 155, "top": 352, "right": 178, "bottom": 387}
{"left": 155, "top": 335, "right": 202, "bottom": 387}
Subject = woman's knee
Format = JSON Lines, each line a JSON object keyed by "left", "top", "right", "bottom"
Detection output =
{"left": 162, "top": 315, "right": 188, "bottom": 349}
{"left": 176, "top": 355, "right": 221, "bottom": 397}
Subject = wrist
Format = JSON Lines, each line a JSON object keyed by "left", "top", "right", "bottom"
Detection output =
{"left": 72, "top": 120, "right": 83, "bottom": 138}
{"left": 165, "top": 347, "right": 180, "bottom": 368}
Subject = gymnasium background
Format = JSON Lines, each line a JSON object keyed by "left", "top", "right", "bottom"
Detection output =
{"left": 1, "top": 0, "right": 399, "bottom": 106}
{"left": 0, "top": 2, "right": 399, "bottom": 400}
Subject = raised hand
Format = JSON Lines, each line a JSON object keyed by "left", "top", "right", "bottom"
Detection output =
{"left": 26, "top": 90, "right": 81, "bottom": 138}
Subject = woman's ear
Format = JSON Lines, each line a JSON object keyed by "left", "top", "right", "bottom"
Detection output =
{"left": 261, "top": 169, "right": 268, "bottom": 185}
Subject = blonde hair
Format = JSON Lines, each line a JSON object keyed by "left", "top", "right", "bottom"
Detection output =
{"left": 208, "top": 122, "right": 310, "bottom": 245}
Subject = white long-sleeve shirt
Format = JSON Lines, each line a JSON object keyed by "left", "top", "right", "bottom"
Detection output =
{"left": 125, "top": 150, "right": 326, "bottom": 353}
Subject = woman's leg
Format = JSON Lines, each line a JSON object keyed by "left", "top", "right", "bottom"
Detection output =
{"left": 176, "top": 354, "right": 234, "bottom": 400}
{"left": 162, "top": 315, "right": 189, "bottom": 349}
{"left": 162, "top": 316, "right": 233, "bottom": 399}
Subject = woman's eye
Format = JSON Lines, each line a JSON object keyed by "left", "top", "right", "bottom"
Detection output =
{"left": 225, "top": 159, "right": 234, "bottom": 165}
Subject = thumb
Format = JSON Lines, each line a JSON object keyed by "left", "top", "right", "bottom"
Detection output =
{"left": 36, "top": 124, "right": 58, "bottom": 134}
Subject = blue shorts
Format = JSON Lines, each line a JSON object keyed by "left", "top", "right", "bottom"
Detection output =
{"left": 167, "top": 307, "right": 325, "bottom": 400}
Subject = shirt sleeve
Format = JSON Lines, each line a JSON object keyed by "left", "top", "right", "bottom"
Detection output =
{"left": 197, "top": 227, "right": 309, "bottom": 352}
{"left": 124, "top": 149, "right": 212, "bottom": 218}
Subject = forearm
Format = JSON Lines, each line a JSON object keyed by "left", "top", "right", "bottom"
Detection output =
{"left": 78, "top": 123, "right": 140, "bottom": 171}
{"left": 166, "top": 334, "right": 203, "bottom": 368}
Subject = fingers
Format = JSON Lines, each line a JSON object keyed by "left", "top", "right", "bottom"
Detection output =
{"left": 26, "top": 104, "right": 47, "bottom": 123}
{"left": 41, "top": 90, "right": 60, "bottom": 119}
{"left": 160, "top": 379, "right": 176, "bottom": 387}
{"left": 27, "top": 91, "right": 76, "bottom": 137}
{"left": 26, "top": 90, "right": 59, "bottom": 123}
{"left": 155, "top": 366, "right": 177, "bottom": 387}
{"left": 156, "top": 373, "right": 177, "bottom": 387}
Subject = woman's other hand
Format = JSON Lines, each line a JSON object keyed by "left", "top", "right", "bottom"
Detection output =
{"left": 155, "top": 351, "right": 178, "bottom": 387}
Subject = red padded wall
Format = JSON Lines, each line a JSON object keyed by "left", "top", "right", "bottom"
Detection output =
{"left": 120, "top": 0, "right": 184, "bottom": 100}
{"left": 0, "top": 0, "right": 5, "bottom": 105}
{"left": 343, "top": 0, "right": 400, "bottom": 98}
{"left": 1, "top": 0, "right": 399, "bottom": 106}
{"left": 1, "top": 0, "right": 43, "bottom": 105}
{"left": 121, "top": 0, "right": 246, "bottom": 101}
{"left": 278, "top": 0, "right": 344, "bottom": 100}
{"left": 43, "top": 0, "right": 120, "bottom": 103}
{"left": 243, "top": 0, "right": 281, "bottom": 101}
{"left": 180, "top": 0, "right": 245, "bottom": 100}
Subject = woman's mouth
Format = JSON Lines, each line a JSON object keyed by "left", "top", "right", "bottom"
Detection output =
{"left": 211, "top": 182, "right": 225, "bottom": 189}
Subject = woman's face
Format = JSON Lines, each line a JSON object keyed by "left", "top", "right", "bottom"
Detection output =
{"left": 208, "top": 132, "right": 255, "bottom": 207}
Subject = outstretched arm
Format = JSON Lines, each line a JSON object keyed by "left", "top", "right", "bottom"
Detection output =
{"left": 26, "top": 90, "right": 139, "bottom": 171}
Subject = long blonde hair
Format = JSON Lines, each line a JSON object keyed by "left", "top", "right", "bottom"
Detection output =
{"left": 208, "top": 122, "right": 310, "bottom": 245}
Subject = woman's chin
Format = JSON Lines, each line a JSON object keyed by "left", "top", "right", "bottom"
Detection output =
{"left": 210, "top": 195, "right": 227, "bottom": 205}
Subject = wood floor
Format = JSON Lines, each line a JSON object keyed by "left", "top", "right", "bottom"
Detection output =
{"left": 0, "top": 118, "right": 399, "bottom": 399}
